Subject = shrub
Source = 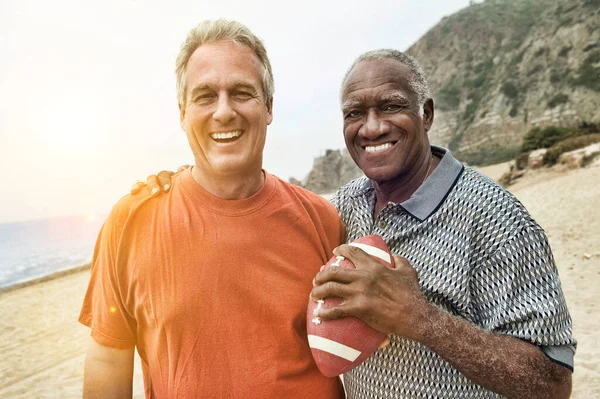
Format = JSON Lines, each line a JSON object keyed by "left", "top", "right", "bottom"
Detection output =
{"left": 458, "top": 146, "right": 521, "bottom": 166}
{"left": 527, "top": 64, "right": 544, "bottom": 76}
{"left": 550, "top": 69, "right": 565, "bottom": 83}
{"left": 462, "top": 102, "right": 478, "bottom": 122}
{"left": 547, "top": 93, "right": 569, "bottom": 108}
{"left": 521, "top": 126, "right": 575, "bottom": 152}
{"left": 543, "top": 134, "right": 600, "bottom": 165}
{"left": 515, "top": 152, "right": 530, "bottom": 170}
{"left": 502, "top": 81, "right": 519, "bottom": 99}
{"left": 570, "top": 51, "right": 600, "bottom": 92}
{"left": 579, "top": 121, "right": 600, "bottom": 133}
{"left": 436, "top": 84, "right": 461, "bottom": 111}
{"left": 558, "top": 46, "right": 572, "bottom": 57}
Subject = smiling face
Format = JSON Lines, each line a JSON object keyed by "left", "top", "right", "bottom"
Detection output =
{"left": 180, "top": 40, "right": 273, "bottom": 179}
{"left": 341, "top": 58, "right": 433, "bottom": 185}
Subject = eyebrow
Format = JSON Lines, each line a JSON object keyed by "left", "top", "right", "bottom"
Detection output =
{"left": 380, "top": 93, "right": 410, "bottom": 103}
{"left": 341, "top": 93, "right": 412, "bottom": 112}
{"left": 341, "top": 99, "right": 362, "bottom": 111}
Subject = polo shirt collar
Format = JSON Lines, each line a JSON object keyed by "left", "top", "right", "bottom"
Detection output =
{"left": 360, "top": 146, "right": 464, "bottom": 222}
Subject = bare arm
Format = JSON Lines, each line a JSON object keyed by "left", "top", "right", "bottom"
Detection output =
{"left": 417, "top": 302, "right": 572, "bottom": 399}
{"left": 83, "top": 338, "right": 135, "bottom": 399}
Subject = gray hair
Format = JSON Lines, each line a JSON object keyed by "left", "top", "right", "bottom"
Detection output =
{"left": 175, "top": 19, "right": 274, "bottom": 107}
{"left": 341, "top": 49, "right": 431, "bottom": 115}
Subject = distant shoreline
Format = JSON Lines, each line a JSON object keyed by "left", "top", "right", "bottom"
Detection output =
{"left": 0, "top": 263, "right": 91, "bottom": 295}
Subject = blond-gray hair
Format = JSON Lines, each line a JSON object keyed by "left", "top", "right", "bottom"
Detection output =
{"left": 175, "top": 19, "right": 274, "bottom": 107}
{"left": 341, "top": 49, "right": 431, "bottom": 116}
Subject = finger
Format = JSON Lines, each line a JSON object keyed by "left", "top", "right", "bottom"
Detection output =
{"left": 314, "top": 266, "right": 358, "bottom": 286}
{"left": 177, "top": 164, "right": 191, "bottom": 172}
{"left": 333, "top": 244, "right": 383, "bottom": 271}
{"left": 316, "top": 302, "right": 353, "bottom": 321}
{"left": 157, "top": 171, "right": 174, "bottom": 192}
{"left": 391, "top": 255, "right": 420, "bottom": 284}
{"left": 392, "top": 255, "right": 410, "bottom": 269}
{"left": 130, "top": 181, "right": 144, "bottom": 195}
{"left": 379, "top": 336, "right": 391, "bottom": 349}
{"left": 145, "top": 175, "right": 161, "bottom": 196}
{"left": 311, "top": 281, "right": 353, "bottom": 301}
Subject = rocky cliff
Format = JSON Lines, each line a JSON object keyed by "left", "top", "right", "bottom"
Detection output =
{"left": 408, "top": 0, "right": 600, "bottom": 164}
{"left": 291, "top": 149, "right": 363, "bottom": 194}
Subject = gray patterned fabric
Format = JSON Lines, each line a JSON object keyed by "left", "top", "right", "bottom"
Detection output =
{"left": 331, "top": 146, "right": 576, "bottom": 399}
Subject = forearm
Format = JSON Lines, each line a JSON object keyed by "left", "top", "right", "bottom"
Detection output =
{"left": 414, "top": 305, "right": 572, "bottom": 399}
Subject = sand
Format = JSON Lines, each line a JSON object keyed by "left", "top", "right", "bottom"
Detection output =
{"left": 1, "top": 163, "right": 598, "bottom": 398}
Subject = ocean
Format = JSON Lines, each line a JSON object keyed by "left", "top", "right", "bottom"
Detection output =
{"left": 0, "top": 214, "right": 105, "bottom": 289}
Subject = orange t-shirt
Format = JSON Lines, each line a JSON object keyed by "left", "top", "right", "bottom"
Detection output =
{"left": 79, "top": 169, "right": 346, "bottom": 399}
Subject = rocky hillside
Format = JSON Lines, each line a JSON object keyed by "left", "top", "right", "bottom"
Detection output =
{"left": 290, "top": 149, "right": 363, "bottom": 194}
{"left": 409, "top": 0, "right": 600, "bottom": 164}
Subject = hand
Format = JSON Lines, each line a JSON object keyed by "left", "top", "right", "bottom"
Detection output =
{"left": 130, "top": 165, "right": 190, "bottom": 196}
{"left": 310, "top": 244, "right": 432, "bottom": 341}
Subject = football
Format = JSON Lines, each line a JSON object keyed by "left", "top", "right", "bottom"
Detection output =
{"left": 307, "top": 234, "right": 394, "bottom": 377}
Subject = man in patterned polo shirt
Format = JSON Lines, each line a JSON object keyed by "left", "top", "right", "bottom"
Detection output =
{"left": 310, "top": 49, "right": 575, "bottom": 398}
{"left": 135, "top": 49, "right": 576, "bottom": 398}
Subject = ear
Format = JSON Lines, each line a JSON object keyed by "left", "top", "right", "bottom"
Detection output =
{"left": 266, "top": 97, "right": 274, "bottom": 125}
{"left": 422, "top": 98, "right": 434, "bottom": 134}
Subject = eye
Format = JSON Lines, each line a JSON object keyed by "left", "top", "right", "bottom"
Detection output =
{"left": 233, "top": 91, "right": 254, "bottom": 101}
{"left": 344, "top": 110, "right": 364, "bottom": 120}
{"left": 193, "top": 93, "right": 216, "bottom": 105}
{"left": 382, "top": 104, "right": 404, "bottom": 112}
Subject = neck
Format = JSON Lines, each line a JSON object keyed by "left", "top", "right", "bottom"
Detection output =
{"left": 191, "top": 166, "right": 265, "bottom": 200}
{"left": 373, "top": 151, "right": 438, "bottom": 217}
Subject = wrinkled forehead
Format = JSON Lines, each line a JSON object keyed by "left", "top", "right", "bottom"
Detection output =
{"left": 186, "top": 41, "right": 264, "bottom": 89}
{"left": 341, "top": 58, "right": 415, "bottom": 103}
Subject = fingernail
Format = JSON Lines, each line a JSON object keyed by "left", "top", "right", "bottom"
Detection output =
{"left": 319, "top": 265, "right": 325, "bottom": 272}
{"left": 163, "top": 184, "right": 170, "bottom": 191}
{"left": 312, "top": 278, "right": 316, "bottom": 287}
{"left": 151, "top": 188, "right": 159, "bottom": 196}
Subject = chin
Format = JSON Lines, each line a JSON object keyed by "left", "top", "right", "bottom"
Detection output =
{"left": 362, "top": 167, "right": 398, "bottom": 185}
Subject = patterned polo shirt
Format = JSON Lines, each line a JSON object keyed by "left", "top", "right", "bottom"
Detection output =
{"left": 330, "top": 146, "right": 576, "bottom": 399}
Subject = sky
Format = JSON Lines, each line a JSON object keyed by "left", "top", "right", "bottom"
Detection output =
{"left": 0, "top": 0, "right": 473, "bottom": 223}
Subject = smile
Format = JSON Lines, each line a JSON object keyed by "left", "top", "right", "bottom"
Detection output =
{"left": 210, "top": 130, "right": 242, "bottom": 140}
{"left": 364, "top": 142, "right": 394, "bottom": 153}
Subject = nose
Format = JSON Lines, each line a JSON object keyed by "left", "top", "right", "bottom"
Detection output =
{"left": 212, "top": 94, "right": 237, "bottom": 124}
{"left": 358, "top": 109, "right": 390, "bottom": 140}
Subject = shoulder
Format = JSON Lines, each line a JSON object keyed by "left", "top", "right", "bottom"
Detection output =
{"left": 330, "top": 176, "right": 371, "bottom": 212}
{"left": 457, "top": 167, "right": 532, "bottom": 221}
{"left": 274, "top": 176, "right": 339, "bottom": 220}
{"left": 272, "top": 174, "right": 335, "bottom": 208}
{"left": 454, "top": 167, "right": 546, "bottom": 252}
{"left": 101, "top": 188, "right": 159, "bottom": 239}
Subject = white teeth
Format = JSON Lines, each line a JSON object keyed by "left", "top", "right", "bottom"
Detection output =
{"left": 211, "top": 130, "right": 242, "bottom": 140}
{"left": 365, "top": 143, "right": 393, "bottom": 153}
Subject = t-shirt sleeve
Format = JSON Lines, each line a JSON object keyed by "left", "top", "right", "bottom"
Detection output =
{"left": 470, "top": 225, "right": 576, "bottom": 369}
{"left": 79, "top": 200, "right": 138, "bottom": 349}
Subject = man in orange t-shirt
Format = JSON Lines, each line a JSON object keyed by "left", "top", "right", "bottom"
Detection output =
{"left": 79, "top": 19, "right": 345, "bottom": 398}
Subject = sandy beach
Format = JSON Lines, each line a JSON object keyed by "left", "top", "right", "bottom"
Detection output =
{"left": 1, "top": 163, "right": 598, "bottom": 398}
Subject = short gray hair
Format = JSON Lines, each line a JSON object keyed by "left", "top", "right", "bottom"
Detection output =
{"left": 341, "top": 49, "right": 431, "bottom": 109}
{"left": 175, "top": 19, "right": 274, "bottom": 107}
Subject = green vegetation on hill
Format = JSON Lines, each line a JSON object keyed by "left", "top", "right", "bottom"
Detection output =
{"left": 570, "top": 51, "right": 600, "bottom": 91}
{"left": 543, "top": 133, "right": 600, "bottom": 164}
{"left": 407, "top": 0, "right": 600, "bottom": 166}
